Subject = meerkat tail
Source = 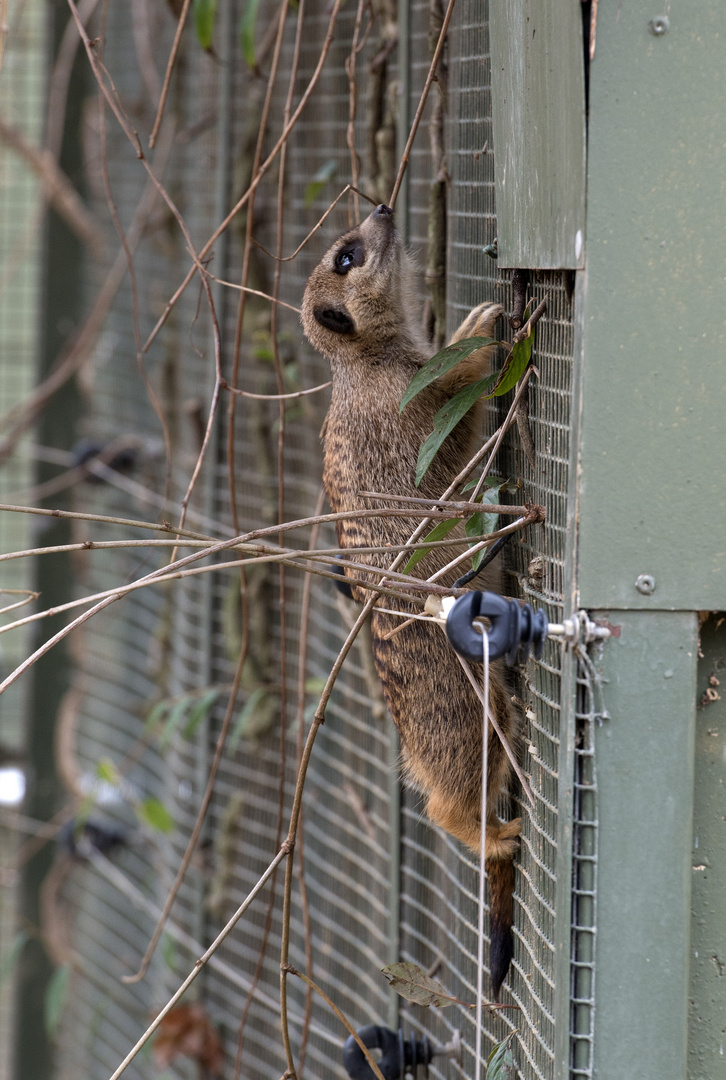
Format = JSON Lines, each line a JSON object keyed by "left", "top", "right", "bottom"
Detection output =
{"left": 486, "top": 854, "right": 515, "bottom": 1001}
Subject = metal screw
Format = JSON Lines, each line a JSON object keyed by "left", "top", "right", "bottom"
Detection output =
{"left": 648, "top": 15, "right": 670, "bottom": 36}
{"left": 635, "top": 573, "right": 656, "bottom": 595}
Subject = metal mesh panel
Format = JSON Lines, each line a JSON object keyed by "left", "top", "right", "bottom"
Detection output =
{"left": 0, "top": 4, "right": 47, "bottom": 1076}
{"left": 570, "top": 661, "right": 599, "bottom": 1078}
{"left": 395, "top": 1, "right": 579, "bottom": 1076}
{"left": 14, "top": 0, "right": 592, "bottom": 1076}
{"left": 0, "top": 0, "right": 44, "bottom": 738}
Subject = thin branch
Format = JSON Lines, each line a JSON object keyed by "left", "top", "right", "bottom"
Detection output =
{"left": 284, "top": 965, "right": 386, "bottom": 1080}
{"left": 251, "top": 184, "right": 378, "bottom": 263}
{"left": 148, "top": 0, "right": 192, "bottom": 148}
{"left": 106, "top": 845, "right": 290, "bottom": 1080}
{"left": 388, "top": 0, "right": 457, "bottom": 208}
{"left": 223, "top": 380, "right": 331, "bottom": 401}
{"left": 203, "top": 272, "right": 302, "bottom": 312}
{"left": 141, "top": 0, "right": 345, "bottom": 354}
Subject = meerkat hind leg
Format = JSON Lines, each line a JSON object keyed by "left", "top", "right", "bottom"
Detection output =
{"left": 424, "top": 785, "right": 521, "bottom": 859}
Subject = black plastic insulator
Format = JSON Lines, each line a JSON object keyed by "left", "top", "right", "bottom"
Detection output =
{"left": 445, "top": 590, "right": 548, "bottom": 665}
{"left": 342, "top": 1025, "right": 432, "bottom": 1080}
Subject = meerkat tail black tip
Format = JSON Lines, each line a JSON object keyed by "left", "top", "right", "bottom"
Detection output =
{"left": 487, "top": 856, "right": 515, "bottom": 1001}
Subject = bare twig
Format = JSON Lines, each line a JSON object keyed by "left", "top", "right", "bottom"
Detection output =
{"left": 122, "top": 642, "right": 248, "bottom": 983}
{"left": 284, "top": 965, "right": 386, "bottom": 1080}
{"left": 142, "top": 0, "right": 345, "bottom": 354}
{"left": 388, "top": 0, "right": 457, "bottom": 208}
{"left": 148, "top": 0, "right": 192, "bottom": 147}
{"left": 250, "top": 185, "right": 378, "bottom": 263}
{"left": 223, "top": 380, "right": 331, "bottom": 401}
{"left": 106, "top": 845, "right": 290, "bottom": 1080}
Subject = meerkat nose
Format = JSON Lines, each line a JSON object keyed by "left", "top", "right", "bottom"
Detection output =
{"left": 374, "top": 203, "right": 393, "bottom": 217}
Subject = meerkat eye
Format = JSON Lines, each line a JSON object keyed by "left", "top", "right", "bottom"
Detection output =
{"left": 333, "top": 242, "right": 364, "bottom": 275}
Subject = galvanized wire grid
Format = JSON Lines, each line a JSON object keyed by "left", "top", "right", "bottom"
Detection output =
{"left": 51, "top": 4, "right": 220, "bottom": 1077}
{"left": 569, "top": 663, "right": 599, "bottom": 1078}
{"left": 34, "top": 0, "right": 591, "bottom": 1076}
{"left": 0, "top": 0, "right": 44, "bottom": 734}
{"left": 0, "top": 4, "right": 47, "bottom": 1076}
{"left": 397, "top": 0, "right": 578, "bottom": 1075}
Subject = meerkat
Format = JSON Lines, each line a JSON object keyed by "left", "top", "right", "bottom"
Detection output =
{"left": 301, "top": 203, "right": 521, "bottom": 999}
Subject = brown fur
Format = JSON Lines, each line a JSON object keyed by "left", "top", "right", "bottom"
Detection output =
{"left": 302, "top": 204, "right": 520, "bottom": 998}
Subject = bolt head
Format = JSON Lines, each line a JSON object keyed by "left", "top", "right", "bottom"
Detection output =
{"left": 635, "top": 573, "right": 656, "bottom": 595}
{"left": 648, "top": 15, "right": 670, "bottom": 35}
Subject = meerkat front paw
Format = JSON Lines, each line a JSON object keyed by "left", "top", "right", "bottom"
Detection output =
{"left": 450, "top": 301, "right": 504, "bottom": 345}
{"left": 438, "top": 302, "right": 504, "bottom": 396}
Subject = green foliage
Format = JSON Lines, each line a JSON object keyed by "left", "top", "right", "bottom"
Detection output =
{"left": 145, "top": 687, "right": 222, "bottom": 749}
{"left": 304, "top": 160, "right": 338, "bottom": 207}
{"left": 45, "top": 964, "right": 71, "bottom": 1038}
{"left": 415, "top": 376, "right": 496, "bottom": 486}
{"left": 489, "top": 324, "right": 534, "bottom": 398}
{"left": 304, "top": 676, "right": 328, "bottom": 695}
{"left": 193, "top": 0, "right": 217, "bottom": 50}
{"left": 229, "top": 687, "right": 278, "bottom": 749}
{"left": 486, "top": 1031, "right": 517, "bottom": 1078}
{"left": 239, "top": 0, "right": 260, "bottom": 67}
{"left": 0, "top": 931, "right": 28, "bottom": 988}
{"left": 464, "top": 479, "right": 506, "bottom": 571}
{"left": 95, "top": 757, "right": 121, "bottom": 786}
{"left": 161, "top": 932, "right": 178, "bottom": 972}
{"left": 403, "top": 516, "right": 460, "bottom": 573}
{"left": 399, "top": 335, "right": 500, "bottom": 414}
{"left": 406, "top": 320, "right": 536, "bottom": 485}
{"left": 136, "top": 797, "right": 174, "bottom": 834}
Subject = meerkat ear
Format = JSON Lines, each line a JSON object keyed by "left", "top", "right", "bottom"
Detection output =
{"left": 313, "top": 305, "right": 356, "bottom": 336}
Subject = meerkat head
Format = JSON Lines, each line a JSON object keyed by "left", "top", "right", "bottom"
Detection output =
{"left": 301, "top": 204, "right": 423, "bottom": 364}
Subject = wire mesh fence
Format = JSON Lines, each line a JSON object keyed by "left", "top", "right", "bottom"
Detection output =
{"left": 0, "top": 0, "right": 592, "bottom": 1077}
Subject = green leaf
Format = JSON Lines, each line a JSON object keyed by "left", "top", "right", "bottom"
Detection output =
{"left": 490, "top": 328, "right": 534, "bottom": 398}
{"left": 304, "top": 677, "right": 328, "bottom": 695}
{"left": 159, "top": 695, "right": 193, "bottom": 750}
{"left": 464, "top": 480, "right": 505, "bottom": 571}
{"left": 381, "top": 962, "right": 454, "bottom": 1008}
{"left": 193, "top": 0, "right": 217, "bottom": 50}
{"left": 144, "top": 698, "right": 170, "bottom": 735}
{"left": 403, "top": 516, "right": 460, "bottom": 573}
{"left": 304, "top": 160, "right": 338, "bottom": 207}
{"left": 461, "top": 473, "right": 508, "bottom": 493}
{"left": 239, "top": 0, "right": 261, "bottom": 67}
{"left": 229, "top": 688, "right": 278, "bottom": 750}
{"left": 161, "top": 932, "right": 178, "bottom": 972}
{"left": 183, "top": 687, "right": 221, "bottom": 739}
{"left": 136, "top": 797, "right": 174, "bottom": 835}
{"left": 0, "top": 931, "right": 28, "bottom": 988}
{"left": 415, "top": 376, "right": 495, "bottom": 486}
{"left": 486, "top": 1031, "right": 517, "bottom": 1078}
{"left": 400, "top": 337, "right": 499, "bottom": 414}
{"left": 45, "top": 964, "right": 71, "bottom": 1038}
{"left": 95, "top": 757, "right": 120, "bottom": 786}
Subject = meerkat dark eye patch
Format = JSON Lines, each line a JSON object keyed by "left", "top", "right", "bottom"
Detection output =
{"left": 313, "top": 305, "right": 356, "bottom": 335}
{"left": 333, "top": 241, "right": 364, "bottom": 275}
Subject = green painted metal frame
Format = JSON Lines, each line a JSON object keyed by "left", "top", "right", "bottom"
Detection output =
{"left": 690, "top": 615, "right": 726, "bottom": 1080}
{"left": 577, "top": 0, "right": 726, "bottom": 612}
{"left": 489, "top": 0, "right": 587, "bottom": 269}
{"left": 568, "top": 2, "right": 726, "bottom": 1077}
